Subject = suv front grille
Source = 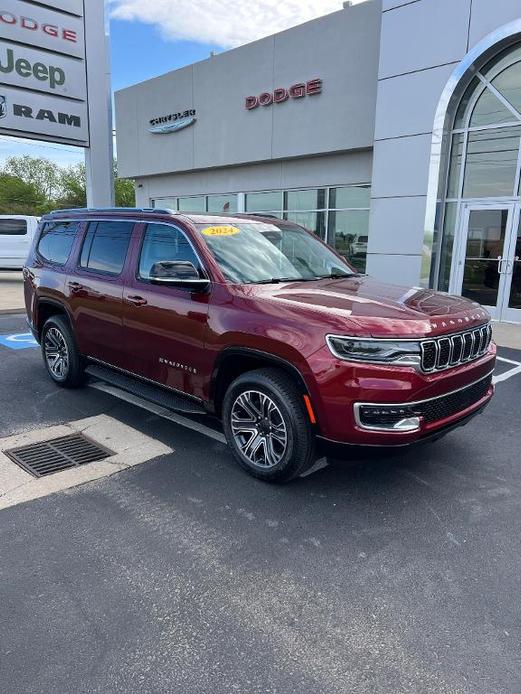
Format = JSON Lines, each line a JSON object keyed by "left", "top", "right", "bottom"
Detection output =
{"left": 421, "top": 324, "right": 492, "bottom": 373}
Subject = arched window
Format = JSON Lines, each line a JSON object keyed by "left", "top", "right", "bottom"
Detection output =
{"left": 436, "top": 44, "right": 521, "bottom": 291}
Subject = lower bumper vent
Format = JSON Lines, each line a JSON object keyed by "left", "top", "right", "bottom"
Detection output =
{"left": 356, "top": 373, "right": 493, "bottom": 431}
{"left": 4, "top": 434, "right": 113, "bottom": 478}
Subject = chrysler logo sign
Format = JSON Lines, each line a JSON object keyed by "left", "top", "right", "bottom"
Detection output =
{"left": 149, "top": 108, "right": 196, "bottom": 134}
{"left": 0, "top": 95, "right": 6, "bottom": 119}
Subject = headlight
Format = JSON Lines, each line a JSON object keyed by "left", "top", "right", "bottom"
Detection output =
{"left": 326, "top": 335, "right": 421, "bottom": 365}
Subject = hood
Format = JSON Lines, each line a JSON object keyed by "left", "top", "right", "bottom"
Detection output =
{"left": 234, "top": 276, "right": 490, "bottom": 338}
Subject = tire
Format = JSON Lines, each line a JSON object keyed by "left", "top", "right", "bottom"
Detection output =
{"left": 222, "top": 368, "right": 316, "bottom": 482}
{"left": 41, "top": 315, "right": 85, "bottom": 388}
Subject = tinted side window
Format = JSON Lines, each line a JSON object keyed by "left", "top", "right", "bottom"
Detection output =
{"left": 0, "top": 219, "right": 27, "bottom": 236}
{"left": 37, "top": 222, "right": 79, "bottom": 265}
{"left": 80, "top": 221, "right": 134, "bottom": 275}
{"left": 138, "top": 223, "right": 200, "bottom": 280}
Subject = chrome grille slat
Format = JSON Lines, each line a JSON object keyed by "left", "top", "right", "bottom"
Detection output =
{"left": 420, "top": 323, "right": 491, "bottom": 373}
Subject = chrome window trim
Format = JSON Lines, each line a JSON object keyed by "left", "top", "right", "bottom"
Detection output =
{"left": 43, "top": 216, "right": 211, "bottom": 281}
{"left": 354, "top": 369, "right": 495, "bottom": 433}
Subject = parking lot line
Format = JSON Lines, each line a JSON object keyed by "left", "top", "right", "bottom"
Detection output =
{"left": 496, "top": 355, "right": 521, "bottom": 366}
{"left": 493, "top": 364, "right": 521, "bottom": 384}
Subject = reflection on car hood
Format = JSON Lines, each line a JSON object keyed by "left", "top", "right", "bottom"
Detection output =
{"left": 235, "top": 275, "right": 491, "bottom": 338}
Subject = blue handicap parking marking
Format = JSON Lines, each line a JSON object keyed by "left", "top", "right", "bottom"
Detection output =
{"left": 0, "top": 333, "right": 39, "bottom": 350}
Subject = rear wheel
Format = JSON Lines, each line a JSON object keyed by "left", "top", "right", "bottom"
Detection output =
{"left": 222, "top": 368, "right": 316, "bottom": 482}
{"left": 41, "top": 315, "right": 85, "bottom": 388}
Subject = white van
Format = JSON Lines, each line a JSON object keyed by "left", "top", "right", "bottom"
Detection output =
{"left": 0, "top": 216, "right": 40, "bottom": 270}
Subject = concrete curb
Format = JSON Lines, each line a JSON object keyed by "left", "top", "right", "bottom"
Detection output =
{"left": 0, "top": 309, "right": 25, "bottom": 316}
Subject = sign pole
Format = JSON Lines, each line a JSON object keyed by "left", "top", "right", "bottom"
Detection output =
{"left": 84, "top": 0, "right": 114, "bottom": 207}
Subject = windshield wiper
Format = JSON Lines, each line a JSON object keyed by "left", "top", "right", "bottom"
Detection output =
{"left": 251, "top": 277, "right": 305, "bottom": 284}
{"left": 315, "top": 272, "right": 363, "bottom": 280}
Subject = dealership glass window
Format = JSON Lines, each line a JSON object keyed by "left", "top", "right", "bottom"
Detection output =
{"left": 37, "top": 221, "right": 79, "bottom": 266}
{"left": 285, "top": 188, "right": 326, "bottom": 211}
{"left": 177, "top": 196, "right": 206, "bottom": 213}
{"left": 207, "top": 194, "right": 238, "bottom": 213}
{"left": 155, "top": 184, "right": 372, "bottom": 268}
{"left": 153, "top": 198, "right": 177, "bottom": 210}
{"left": 328, "top": 210, "right": 370, "bottom": 273}
{"left": 245, "top": 191, "right": 283, "bottom": 213}
{"left": 329, "top": 185, "right": 370, "bottom": 209}
{"left": 0, "top": 219, "right": 27, "bottom": 236}
{"left": 436, "top": 44, "right": 521, "bottom": 290}
{"left": 284, "top": 211, "right": 327, "bottom": 239}
{"left": 80, "top": 222, "right": 134, "bottom": 276}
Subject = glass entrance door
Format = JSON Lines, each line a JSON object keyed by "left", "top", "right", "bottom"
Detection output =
{"left": 451, "top": 203, "right": 521, "bottom": 322}
{"left": 501, "top": 207, "right": 521, "bottom": 322}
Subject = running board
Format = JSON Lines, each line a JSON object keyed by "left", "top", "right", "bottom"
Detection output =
{"left": 85, "top": 365, "right": 207, "bottom": 415}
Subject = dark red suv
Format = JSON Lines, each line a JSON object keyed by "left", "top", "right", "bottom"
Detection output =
{"left": 24, "top": 208, "right": 496, "bottom": 482}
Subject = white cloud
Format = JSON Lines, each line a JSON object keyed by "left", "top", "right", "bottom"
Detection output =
{"left": 109, "top": 0, "right": 360, "bottom": 49}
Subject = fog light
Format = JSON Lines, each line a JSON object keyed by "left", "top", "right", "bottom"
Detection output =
{"left": 390, "top": 417, "right": 421, "bottom": 432}
{"left": 355, "top": 404, "right": 421, "bottom": 432}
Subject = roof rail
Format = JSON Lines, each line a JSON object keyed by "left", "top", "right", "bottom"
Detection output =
{"left": 46, "top": 207, "right": 175, "bottom": 215}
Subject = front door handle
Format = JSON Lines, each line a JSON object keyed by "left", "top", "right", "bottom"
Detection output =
{"left": 68, "top": 281, "right": 83, "bottom": 292}
{"left": 127, "top": 294, "right": 147, "bottom": 306}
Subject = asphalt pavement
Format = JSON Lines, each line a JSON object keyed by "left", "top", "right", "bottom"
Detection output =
{"left": 0, "top": 313, "right": 520, "bottom": 694}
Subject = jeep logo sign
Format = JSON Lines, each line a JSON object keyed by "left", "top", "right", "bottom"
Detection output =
{"left": 0, "top": 1, "right": 90, "bottom": 145}
{"left": 0, "top": 47, "right": 65, "bottom": 89}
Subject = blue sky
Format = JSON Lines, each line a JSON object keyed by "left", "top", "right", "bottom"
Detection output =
{"left": 0, "top": 0, "right": 350, "bottom": 169}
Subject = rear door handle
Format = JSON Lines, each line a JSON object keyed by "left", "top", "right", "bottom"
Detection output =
{"left": 127, "top": 294, "right": 147, "bottom": 306}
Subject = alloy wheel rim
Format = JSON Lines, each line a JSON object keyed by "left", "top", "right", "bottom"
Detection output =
{"left": 44, "top": 327, "right": 69, "bottom": 379}
{"left": 230, "top": 390, "right": 288, "bottom": 468}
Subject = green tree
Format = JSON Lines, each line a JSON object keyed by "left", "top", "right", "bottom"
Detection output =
{"left": 55, "top": 162, "right": 87, "bottom": 209}
{"left": 0, "top": 173, "right": 46, "bottom": 214}
{"left": 115, "top": 177, "right": 136, "bottom": 207}
{"left": 0, "top": 155, "right": 135, "bottom": 212}
{"left": 2, "top": 155, "right": 60, "bottom": 200}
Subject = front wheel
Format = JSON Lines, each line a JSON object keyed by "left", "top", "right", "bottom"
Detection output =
{"left": 41, "top": 315, "right": 85, "bottom": 388}
{"left": 222, "top": 368, "right": 316, "bottom": 482}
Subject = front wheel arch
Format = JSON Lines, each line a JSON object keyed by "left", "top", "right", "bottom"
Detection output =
{"left": 211, "top": 347, "right": 317, "bottom": 423}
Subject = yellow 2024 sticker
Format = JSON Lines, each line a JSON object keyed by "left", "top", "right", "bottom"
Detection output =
{"left": 201, "top": 225, "right": 240, "bottom": 237}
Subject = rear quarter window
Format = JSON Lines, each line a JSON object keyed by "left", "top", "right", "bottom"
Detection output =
{"left": 37, "top": 221, "right": 79, "bottom": 265}
{"left": 0, "top": 219, "right": 27, "bottom": 236}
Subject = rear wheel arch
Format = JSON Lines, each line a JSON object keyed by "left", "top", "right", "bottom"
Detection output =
{"left": 36, "top": 299, "right": 73, "bottom": 341}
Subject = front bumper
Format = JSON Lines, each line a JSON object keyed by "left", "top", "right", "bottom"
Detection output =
{"left": 306, "top": 344, "right": 496, "bottom": 446}
{"left": 316, "top": 398, "right": 491, "bottom": 459}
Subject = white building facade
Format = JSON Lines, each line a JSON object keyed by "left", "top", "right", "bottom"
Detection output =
{"left": 115, "top": 0, "right": 521, "bottom": 322}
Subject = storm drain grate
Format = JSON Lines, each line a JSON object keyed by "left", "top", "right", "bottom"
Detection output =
{"left": 4, "top": 434, "right": 113, "bottom": 478}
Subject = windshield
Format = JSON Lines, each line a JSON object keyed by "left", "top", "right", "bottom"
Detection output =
{"left": 197, "top": 221, "right": 356, "bottom": 284}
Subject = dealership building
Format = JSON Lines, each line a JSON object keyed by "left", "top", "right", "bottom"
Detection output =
{"left": 115, "top": 0, "right": 521, "bottom": 323}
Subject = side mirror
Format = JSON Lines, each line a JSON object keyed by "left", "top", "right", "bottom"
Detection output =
{"left": 149, "top": 261, "right": 210, "bottom": 291}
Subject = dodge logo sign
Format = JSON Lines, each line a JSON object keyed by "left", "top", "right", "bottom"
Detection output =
{"left": 245, "top": 79, "right": 323, "bottom": 110}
